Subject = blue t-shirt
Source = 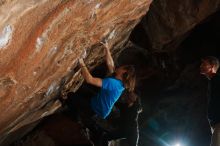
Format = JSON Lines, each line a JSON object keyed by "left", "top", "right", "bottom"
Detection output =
{"left": 91, "top": 77, "right": 124, "bottom": 119}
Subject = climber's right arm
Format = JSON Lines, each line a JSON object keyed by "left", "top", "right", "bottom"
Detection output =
{"left": 101, "top": 42, "right": 115, "bottom": 74}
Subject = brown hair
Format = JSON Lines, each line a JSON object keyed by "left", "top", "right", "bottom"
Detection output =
{"left": 122, "top": 65, "right": 136, "bottom": 92}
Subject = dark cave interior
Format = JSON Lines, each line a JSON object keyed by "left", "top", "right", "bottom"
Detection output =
{"left": 129, "top": 9, "right": 220, "bottom": 146}
{"left": 9, "top": 7, "right": 220, "bottom": 146}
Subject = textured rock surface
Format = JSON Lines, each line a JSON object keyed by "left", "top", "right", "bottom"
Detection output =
{"left": 142, "top": 0, "right": 220, "bottom": 51}
{"left": 11, "top": 114, "right": 91, "bottom": 146}
{"left": 0, "top": 0, "right": 152, "bottom": 143}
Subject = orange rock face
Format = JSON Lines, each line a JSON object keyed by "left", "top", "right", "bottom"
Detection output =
{"left": 0, "top": 0, "right": 152, "bottom": 143}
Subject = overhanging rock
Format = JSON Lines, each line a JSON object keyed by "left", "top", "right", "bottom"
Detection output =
{"left": 0, "top": 0, "right": 152, "bottom": 143}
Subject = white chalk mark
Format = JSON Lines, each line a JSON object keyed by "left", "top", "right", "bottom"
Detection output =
{"left": 108, "top": 29, "right": 116, "bottom": 40}
{"left": 46, "top": 82, "right": 57, "bottom": 97}
{"left": 0, "top": 25, "right": 13, "bottom": 49}
{"left": 35, "top": 37, "right": 44, "bottom": 52}
{"left": 81, "top": 49, "right": 87, "bottom": 59}
{"left": 95, "top": 3, "right": 101, "bottom": 9}
{"left": 33, "top": 7, "right": 70, "bottom": 55}
{"left": 91, "top": 2, "right": 102, "bottom": 18}
{"left": 101, "top": 29, "right": 116, "bottom": 47}
{"left": 47, "top": 46, "right": 58, "bottom": 57}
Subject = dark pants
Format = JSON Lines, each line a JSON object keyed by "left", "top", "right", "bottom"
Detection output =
{"left": 66, "top": 86, "right": 97, "bottom": 128}
{"left": 66, "top": 87, "right": 108, "bottom": 145}
{"left": 101, "top": 127, "right": 139, "bottom": 146}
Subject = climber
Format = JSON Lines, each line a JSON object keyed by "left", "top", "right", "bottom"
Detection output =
{"left": 66, "top": 41, "right": 136, "bottom": 121}
{"left": 200, "top": 56, "right": 220, "bottom": 146}
{"left": 100, "top": 91, "right": 142, "bottom": 146}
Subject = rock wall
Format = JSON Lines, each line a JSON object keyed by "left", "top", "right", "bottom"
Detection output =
{"left": 11, "top": 114, "right": 91, "bottom": 146}
{"left": 0, "top": 0, "right": 152, "bottom": 143}
{"left": 142, "top": 0, "right": 220, "bottom": 52}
